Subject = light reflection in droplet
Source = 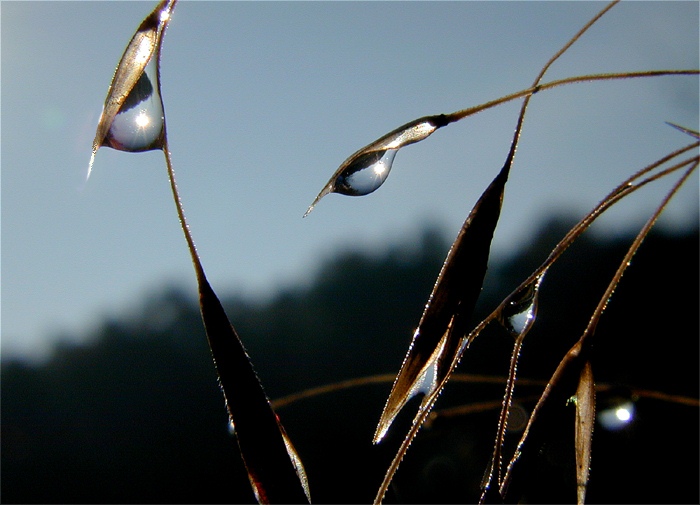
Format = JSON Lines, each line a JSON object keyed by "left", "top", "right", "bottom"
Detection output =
{"left": 598, "top": 400, "right": 635, "bottom": 431}
{"left": 228, "top": 418, "right": 236, "bottom": 435}
{"left": 103, "top": 55, "right": 164, "bottom": 152}
{"left": 135, "top": 111, "right": 150, "bottom": 128}
{"left": 334, "top": 148, "right": 398, "bottom": 196}
{"left": 303, "top": 115, "right": 450, "bottom": 217}
{"left": 506, "top": 402, "right": 528, "bottom": 433}
{"left": 410, "top": 357, "right": 438, "bottom": 400}
{"left": 497, "top": 274, "right": 545, "bottom": 338}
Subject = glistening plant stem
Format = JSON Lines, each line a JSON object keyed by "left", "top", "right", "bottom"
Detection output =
{"left": 445, "top": 70, "right": 700, "bottom": 124}
{"left": 162, "top": 138, "right": 206, "bottom": 286}
{"left": 84, "top": 1, "right": 699, "bottom": 502}
{"left": 372, "top": 145, "right": 699, "bottom": 505}
{"left": 499, "top": 158, "right": 700, "bottom": 498}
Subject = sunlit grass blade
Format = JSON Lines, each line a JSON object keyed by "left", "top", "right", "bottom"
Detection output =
{"left": 304, "top": 73, "right": 696, "bottom": 217}
{"left": 372, "top": 5, "right": 628, "bottom": 498}
{"left": 88, "top": 1, "right": 311, "bottom": 501}
{"left": 88, "top": 0, "right": 176, "bottom": 179}
{"left": 163, "top": 138, "right": 312, "bottom": 503}
{"left": 162, "top": 142, "right": 312, "bottom": 503}
{"left": 198, "top": 278, "right": 311, "bottom": 504}
{"left": 574, "top": 360, "right": 595, "bottom": 505}
{"left": 374, "top": 161, "right": 508, "bottom": 444}
{"left": 499, "top": 157, "right": 699, "bottom": 501}
{"left": 479, "top": 144, "right": 699, "bottom": 503}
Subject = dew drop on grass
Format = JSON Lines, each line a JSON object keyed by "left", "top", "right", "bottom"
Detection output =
{"left": 304, "top": 115, "right": 448, "bottom": 217}
{"left": 334, "top": 149, "right": 398, "bottom": 196}
{"left": 409, "top": 355, "right": 438, "bottom": 400}
{"left": 498, "top": 274, "right": 545, "bottom": 337}
{"left": 102, "top": 55, "right": 164, "bottom": 152}
{"left": 373, "top": 329, "right": 447, "bottom": 444}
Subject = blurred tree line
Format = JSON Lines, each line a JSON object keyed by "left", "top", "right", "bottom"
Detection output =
{"left": 2, "top": 219, "right": 698, "bottom": 504}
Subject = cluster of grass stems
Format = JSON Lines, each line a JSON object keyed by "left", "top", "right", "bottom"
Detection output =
{"left": 88, "top": 1, "right": 698, "bottom": 503}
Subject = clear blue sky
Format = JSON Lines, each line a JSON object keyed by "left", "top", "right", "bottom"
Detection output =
{"left": 2, "top": 1, "right": 698, "bottom": 362}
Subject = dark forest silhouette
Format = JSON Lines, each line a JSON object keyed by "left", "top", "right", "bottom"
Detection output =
{"left": 2, "top": 219, "right": 698, "bottom": 504}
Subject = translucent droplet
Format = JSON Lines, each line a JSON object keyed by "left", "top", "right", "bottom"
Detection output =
{"left": 373, "top": 328, "right": 447, "bottom": 443}
{"left": 303, "top": 114, "right": 449, "bottom": 217}
{"left": 87, "top": 0, "right": 176, "bottom": 180}
{"left": 498, "top": 274, "right": 545, "bottom": 337}
{"left": 409, "top": 354, "right": 438, "bottom": 400}
{"left": 102, "top": 55, "right": 164, "bottom": 152}
{"left": 334, "top": 149, "right": 397, "bottom": 196}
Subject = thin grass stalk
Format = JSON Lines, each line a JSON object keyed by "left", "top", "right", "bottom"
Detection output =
{"left": 443, "top": 70, "right": 698, "bottom": 126}
{"left": 271, "top": 375, "right": 698, "bottom": 414}
{"left": 371, "top": 80, "right": 699, "bottom": 505}
{"left": 162, "top": 138, "right": 206, "bottom": 285}
{"left": 374, "top": 4, "right": 644, "bottom": 500}
{"left": 490, "top": 145, "right": 699, "bottom": 313}
{"left": 478, "top": 152, "right": 698, "bottom": 501}
{"left": 306, "top": 70, "right": 698, "bottom": 217}
{"left": 499, "top": 158, "right": 699, "bottom": 499}
{"left": 162, "top": 139, "right": 310, "bottom": 504}
{"left": 476, "top": 0, "right": 622, "bottom": 489}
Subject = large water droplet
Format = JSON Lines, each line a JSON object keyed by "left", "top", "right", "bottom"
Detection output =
{"left": 102, "top": 55, "right": 164, "bottom": 152}
{"left": 334, "top": 149, "right": 397, "bottom": 196}
{"left": 87, "top": 0, "right": 176, "bottom": 180}
{"left": 304, "top": 115, "right": 449, "bottom": 217}
{"left": 498, "top": 274, "right": 545, "bottom": 337}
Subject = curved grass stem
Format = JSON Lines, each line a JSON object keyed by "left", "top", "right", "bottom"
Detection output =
{"left": 443, "top": 70, "right": 699, "bottom": 126}
{"left": 162, "top": 136, "right": 207, "bottom": 286}
{"left": 498, "top": 157, "right": 699, "bottom": 498}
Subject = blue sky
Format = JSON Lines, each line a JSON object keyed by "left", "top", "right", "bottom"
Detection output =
{"left": 2, "top": 1, "right": 698, "bottom": 362}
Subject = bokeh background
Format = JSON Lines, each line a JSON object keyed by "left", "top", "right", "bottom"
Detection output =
{"left": 2, "top": 222, "right": 698, "bottom": 503}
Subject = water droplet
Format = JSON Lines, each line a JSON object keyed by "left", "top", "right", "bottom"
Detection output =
{"left": 102, "top": 55, "right": 164, "bottom": 152}
{"left": 498, "top": 274, "right": 545, "bottom": 337}
{"left": 87, "top": 0, "right": 176, "bottom": 180}
{"left": 373, "top": 328, "right": 447, "bottom": 443}
{"left": 303, "top": 115, "right": 449, "bottom": 217}
{"left": 334, "top": 149, "right": 397, "bottom": 196}
{"left": 409, "top": 354, "right": 438, "bottom": 400}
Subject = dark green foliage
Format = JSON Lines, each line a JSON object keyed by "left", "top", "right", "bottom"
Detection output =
{"left": 2, "top": 220, "right": 698, "bottom": 504}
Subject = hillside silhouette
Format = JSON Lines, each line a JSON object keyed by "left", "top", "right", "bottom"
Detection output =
{"left": 2, "top": 219, "right": 698, "bottom": 504}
